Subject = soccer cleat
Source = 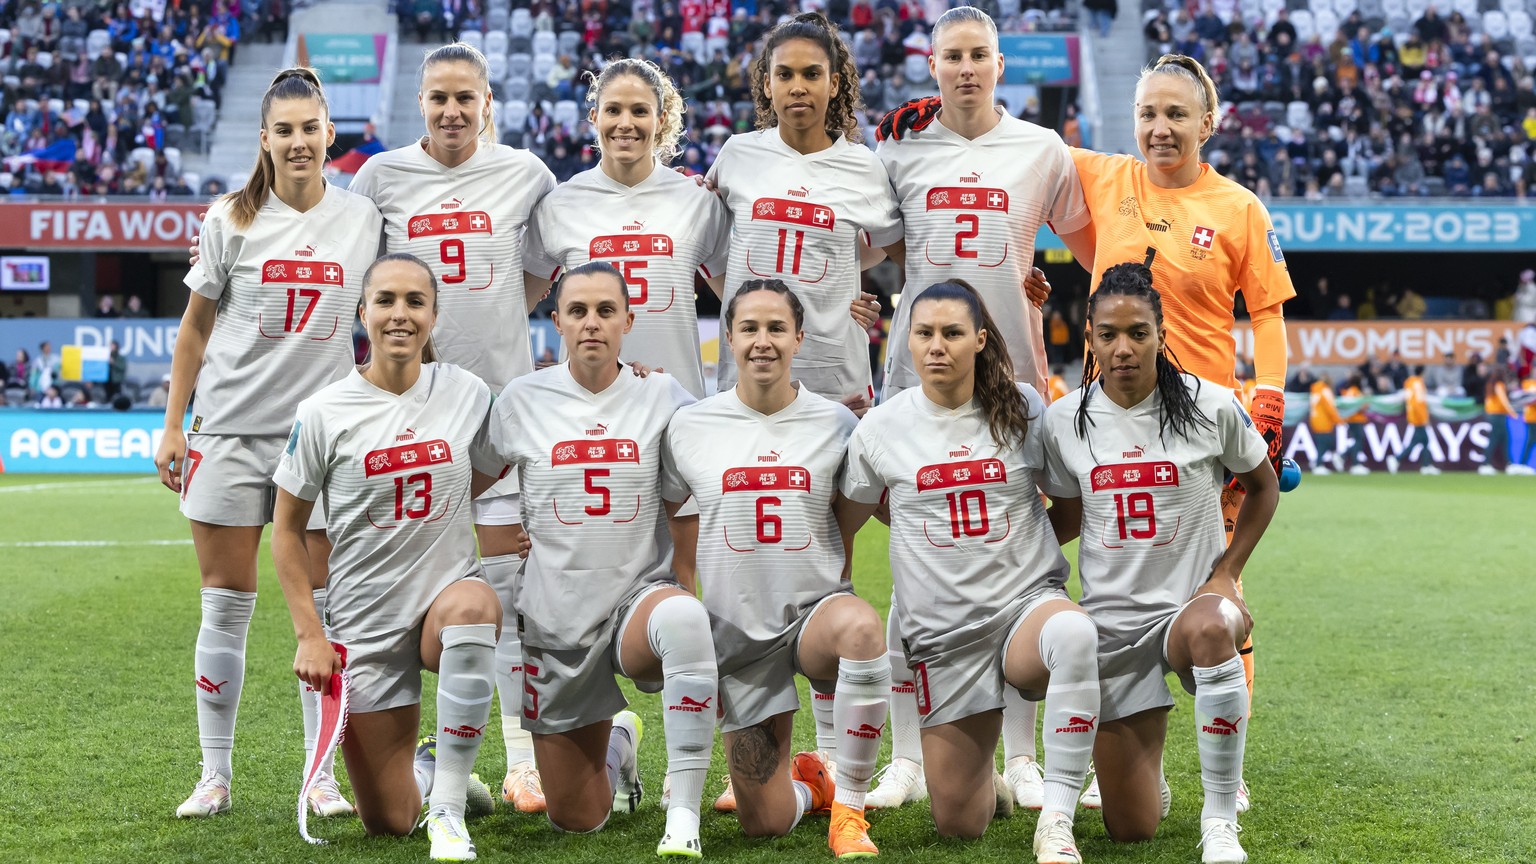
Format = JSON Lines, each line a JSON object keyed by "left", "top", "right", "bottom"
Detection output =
{"left": 791, "top": 750, "right": 836, "bottom": 813}
{"left": 1385, "top": 454, "right": 1400, "bottom": 474}
{"left": 818, "top": 749, "right": 839, "bottom": 779}
{"left": 659, "top": 771, "right": 671, "bottom": 809}
{"left": 465, "top": 773, "right": 496, "bottom": 818}
{"left": 502, "top": 764, "right": 547, "bottom": 813}
{"left": 425, "top": 805, "right": 477, "bottom": 861}
{"left": 306, "top": 772, "right": 355, "bottom": 817}
{"left": 1311, "top": 465, "right": 1331, "bottom": 475}
{"left": 1005, "top": 756, "right": 1046, "bottom": 810}
{"left": 829, "top": 802, "right": 879, "bottom": 858}
{"left": 175, "top": 767, "right": 231, "bottom": 818}
{"left": 1420, "top": 465, "right": 1442, "bottom": 475}
{"left": 1160, "top": 773, "right": 1172, "bottom": 819}
{"left": 1348, "top": 464, "right": 1371, "bottom": 475}
{"left": 1508, "top": 464, "right": 1536, "bottom": 475}
{"left": 713, "top": 775, "right": 737, "bottom": 812}
{"left": 1330, "top": 452, "right": 1345, "bottom": 473}
{"left": 1199, "top": 818, "right": 1247, "bottom": 863}
{"left": 1032, "top": 811, "right": 1082, "bottom": 864}
{"left": 993, "top": 771, "right": 1015, "bottom": 819}
{"left": 416, "top": 734, "right": 438, "bottom": 774}
{"left": 863, "top": 758, "right": 927, "bottom": 809}
{"left": 611, "top": 710, "right": 645, "bottom": 813}
{"left": 1078, "top": 766, "right": 1100, "bottom": 810}
{"left": 1478, "top": 464, "right": 1498, "bottom": 475}
{"left": 1234, "top": 778, "right": 1249, "bottom": 814}
{"left": 656, "top": 831, "right": 704, "bottom": 858}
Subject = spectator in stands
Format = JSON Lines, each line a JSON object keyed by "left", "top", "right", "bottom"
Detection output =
{"left": 28, "top": 340, "right": 57, "bottom": 395}
{"left": 124, "top": 294, "right": 150, "bottom": 317}
{"left": 1328, "top": 293, "right": 1356, "bottom": 320}
{"left": 1512, "top": 268, "right": 1536, "bottom": 324}
{"left": 8, "top": 349, "right": 28, "bottom": 390}
{"left": 1428, "top": 352, "right": 1463, "bottom": 396}
{"left": 95, "top": 295, "right": 120, "bottom": 317}
{"left": 37, "top": 385, "right": 63, "bottom": 408}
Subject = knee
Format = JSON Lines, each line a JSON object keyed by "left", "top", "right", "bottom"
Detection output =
{"left": 738, "top": 809, "right": 794, "bottom": 838}
{"left": 1102, "top": 809, "right": 1159, "bottom": 843}
{"left": 930, "top": 803, "right": 988, "bottom": 840}
{"left": 1186, "top": 603, "right": 1242, "bottom": 667}
{"left": 836, "top": 606, "right": 886, "bottom": 661}
{"left": 435, "top": 592, "right": 500, "bottom": 628}
{"left": 547, "top": 802, "right": 608, "bottom": 834}
{"left": 651, "top": 595, "right": 714, "bottom": 661}
{"left": 1041, "top": 610, "right": 1098, "bottom": 663}
{"left": 359, "top": 805, "right": 417, "bottom": 837}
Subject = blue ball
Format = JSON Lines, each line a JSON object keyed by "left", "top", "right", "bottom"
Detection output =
{"left": 1278, "top": 458, "right": 1301, "bottom": 492}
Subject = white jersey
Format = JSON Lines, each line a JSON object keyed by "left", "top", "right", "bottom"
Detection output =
{"left": 878, "top": 110, "right": 1089, "bottom": 398}
{"left": 490, "top": 365, "right": 696, "bottom": 650}
{"left": 349, "top": 141, "right": 557, "bottom": 391}
{"left": 707, "top": 129, "right": 903, "bottom": 399}
{"left": 184, "top": 185, "right": 382, "bottom": 437}
{"left": 274, "top": 363, "right": 505, "bottom": 642}
{"left": 841, "top": 384, "right": 1069, "bottom": 660}
{"left": 1041, "top": 376, "right": 1267, "bottom": 644}
{"left": 661, "top": 386, "right": 857, "bottom": 666}
{"left": 524, "top": 163, "right": 730, "bottom": 398}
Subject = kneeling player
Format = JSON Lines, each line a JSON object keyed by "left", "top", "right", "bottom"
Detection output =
{"left": 839, "top": 281, "right": 1099, "bottom": 864}
{"left": 273, "top": 254, "right": 504, "bottom": 861}
{"left": 1042, "top": 263, "right": 1278, "bottom": 864}
{"left": 488, "top": 262, "right": 718, "bottom": 857}
{"left": 662, "top": 280, "right": 890, "bottom": 857}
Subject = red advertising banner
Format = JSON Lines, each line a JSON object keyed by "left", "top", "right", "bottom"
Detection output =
{"left": 1233, "top": 320, "right": 1528, "bottom": 366}
{"left": 0, "top": 202, "right": 206, "bottom": 250}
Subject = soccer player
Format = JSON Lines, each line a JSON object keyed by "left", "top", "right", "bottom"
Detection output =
{"left": 1042, "top": 262, "right": 1278, "bottom": 864}
{"left": 840, "top": 281, "right": 1100, "bottom": 864}
{"left": 272, "top": 254, "right": 505, "bottom": 862}
{"left": 707, "top": 11, "right": 903, "bottom": 416}
{"left": 1389, "top": 367, "right": 1437, "bottom": 474}
{"left": 347, "top": 42, "right": 557, "bottom": 811}
{"left": 1480, "top": 366, "right": 1517, "bottom": 475}
{"left": 661, "top": 280, "right": 890, "bottom": 857}
{"left": 154, "top": 67, "right": 382, "bottom": 820}
{"left": 487, "top": 262, "right": 719, "bottom": 857}
{"left": 1307, "top": 378, "right": 1343, "bottom": 475}
{"left": 525, "top": 57, "right": 729, "bottom": 399}
{"left": 868, "top": 4, "right": 1088, "bottom": 810}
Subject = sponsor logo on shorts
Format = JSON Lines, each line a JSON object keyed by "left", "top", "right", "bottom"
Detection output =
{"left": 668, "top": 695, "right": 713, "bottom": 713}
{"left": 196, "top": 675, "right": 228, "bottom": 694}
{"left": 443, "top": 724, "right": 486, "bottom": 739}
{"left": 191, "top": 415, "right": 202, "bottom": 433}
{"left": 1201, "top": 716, "right": 1242, "bottom": 736}
{"left": 846, "top": 722, "right": 885, "bottom": 740}
{"left": 913, "top": 663, "right": 931, "bottom": 717}
{"left": 1055, "top": 715, "right": 1097, "bottom": 734}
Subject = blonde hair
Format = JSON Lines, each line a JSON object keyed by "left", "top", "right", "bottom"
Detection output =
{"left": 585, "top": 57, "right": 687, "bottom": 164}
{"left": 421, "top": 42, "right": 499, "bottom": 145}
{"left": 225, "top": 67, "right": 328, "bottom": 230}
{"left": 931, "top": 5, "right": 998, "bottom": 49}
{"left": 1138, "top": 53, "right": 1221, "bottom": 135}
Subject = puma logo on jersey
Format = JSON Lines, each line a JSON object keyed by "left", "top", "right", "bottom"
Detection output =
{"left": 586, "top": 423, "right": 608, "bottom": 436}
{"left": 396, "top": 427, "right": 417, "bottom": 442}
{"left": 787, "top": 185, "right": 810, "bottom": 198}
{"left": 949, "top": 444, "right": 972, "bottom": 458}
{"left": 294, "top": 244, "right": 317, "bottom": 257}
{"left": 757, "top": 450, "right": 782, "bottom": 463}
{"left": 623, "top": 220, "right": 645, "bottom": 231}
{"left": 959, "top": 171, "right": 982, "bottom": 183}
{"left": 440, "top": 197, "right": 463, "bottom": 209}
{"left": 1122, "top": 445, "right": 1146, "bottom": 459}
{"left": 1145, "top": 218, "right": 1171, "bottom": 233}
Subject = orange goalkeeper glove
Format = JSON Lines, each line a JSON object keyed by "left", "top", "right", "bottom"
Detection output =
{"left": 1250, "top": 386, "right": 1286, "bottom": 477}
{"left": 875, "top": 96, "right": 942, "bottom": 142}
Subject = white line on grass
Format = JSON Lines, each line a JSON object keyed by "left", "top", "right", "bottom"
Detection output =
{"left": 0, "top": 539, "right": 193, "bottom": 548}
{"left": 0, "top": 477, "right": 160, "bottom": 494}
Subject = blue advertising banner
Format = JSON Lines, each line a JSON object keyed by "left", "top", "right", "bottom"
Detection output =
{"left": 998, "top": 34, "right": 1080, "bottom": 86}
{"left": 1265, "top": 202, "right": 1536, "bottom": 251}
{"left": 0, "top": 318, "right": 181, "bottom": 365}
{"left": 0, "top": 409, "right": 166, "bottom": 473}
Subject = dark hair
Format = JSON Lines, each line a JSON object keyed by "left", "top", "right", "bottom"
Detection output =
{"left": 361, "top": 252, "right": 440, "bottom": 363}
{"left": 225, "top": 67, "right": 328, "bottom": 230}
{"left": 554, "top": 260, "right": 629, "bottom": 309}
{"left": 751, "top": 12, "right": 865, "bottom": 144}
{"left": 1076, "top": 261, "right": 1211, "bottom": 445}
{"left": 723, "top": 279, "right": 806, "bottom": 333}
{"left": 910, "top": 280, "right": 1033, "bottom": 450}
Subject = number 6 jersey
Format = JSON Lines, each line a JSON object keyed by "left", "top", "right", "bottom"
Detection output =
{"left": 840, "top": 384, "right": 1070, "bottom": 661}
{"left": 1041, "top": 377, "right": 1267, "bottom": 644}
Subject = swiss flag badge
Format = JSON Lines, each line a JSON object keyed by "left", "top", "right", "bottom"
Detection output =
{"left": 1191, "top": 225, "right": 1216, "bottom": 249}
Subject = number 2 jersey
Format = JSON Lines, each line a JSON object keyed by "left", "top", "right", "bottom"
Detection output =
{"left": 841, "top": 384, "right": 1070, "bottom": 661}
{"left": 524, "top": 163, "right": 730, "bottom": 398}
{"left": 274, "top": 363, "right": 505, "bottom": 643}
{"left": 707, "top": 129, "right": 903, "bottom": 399}
{"left": 184, "top": 185, "right": 383, "bottom": 437}
{"left": 878, "top": 111, "right": 1089, "bottom": 398}
{"left": 661, "top": 386, "right": 858, "bottom": 670}
{"left": 489, "top": 365, "right": 696, "bottom": 650}
{"left": 349, "top": 142, "right": 557, "bottom": 391}
{"left": 1041, "top": 376, "right": 1267, "bottom": 646}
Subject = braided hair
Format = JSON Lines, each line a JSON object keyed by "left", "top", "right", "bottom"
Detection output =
{"left": 750, "top": 12, "right": 866, "bottom": 145}
{"left": 911, "top": 280, "right": 1033, "bottom": 451}
{"left": 1075, "top": 261, "right": 1212, "bottom": 445}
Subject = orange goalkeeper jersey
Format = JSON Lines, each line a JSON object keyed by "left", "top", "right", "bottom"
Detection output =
{"left": 1405, "top": 375, "right": 1429, "bottom": 427}
{"left": 1309, "top": 381, "right": 1342, "bottom": 434}
{"left": 1067, "top": 151, "right": 1297, "bottom": 389}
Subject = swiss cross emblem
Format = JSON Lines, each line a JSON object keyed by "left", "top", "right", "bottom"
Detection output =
{"left": 988, "top": 192, "right": 1004, "bottom": 208}
{"left": 428, "top": 443, "right": 446, "bottom": 460}
{"left": 1155, "top": 464, "right": 1172, "bottom": 482}
{"left": 618, "top": 442, "right": 635, "bottom": 459}
{"left": 652, "top": 237, "right": 669, "bottom": 253}
{"left": 984, "top": 462, "right": 1000, "bottom": 479}
{"left": 471, "top": 214, "right": 487, "bottom": 230}
{"left": 813, "top": 208, "right": 830, "bottom": 225}
{"left": 324, "top": 265, "right": 339, "bottom": 282}
{"left": 1191, "top": 225, "right": 1215, "bottom": 249}
{"left": 789, "top": 470, "right": 806, "bottom": 487}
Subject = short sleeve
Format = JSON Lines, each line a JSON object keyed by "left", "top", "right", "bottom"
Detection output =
{"left": 468, "top": 383, "right": 507, "bottom": 477}
{"left": 659, "top": 424, "right": 692, "bottom": 503}
{"left": 1044, "top": 136, "right": 1091, "bottom": 236}
{"left": 348, "top": 156, "right": 380, "bottom": 199}
{"left": 697, "top": 191, "right": 731, "bottom": 280}
{"left": 1217, "top": 393, "right": 1268, "bottom": 476}
{"left": 1039, "top": 405, "right": 1081, "bottom": 498}
{"left": 839, "top": 423, "right": 886, "bottom": 504}
{"left": 666, "top": 374, "right": 698, "bottom": 412}
{"left": 1236, "top": 197, "right": 1297, "bottom": 311}
{"left": 273, "top": 401, "right": 327, "bottom": 501}
{"left": 184, "top": 206, "right": 231, "bottom": 300}
{"left": 488, "top": 382, "right": 522, "bottom": 467}
{"left": 523, "top": 199, "right": 563, "bottom": 281}
{"left": 859, "top": 154, "right": 904, "bottom": 248}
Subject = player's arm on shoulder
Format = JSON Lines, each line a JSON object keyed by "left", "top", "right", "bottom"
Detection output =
{"left": 524, "top": 271, "right": 553, "bottom": 313}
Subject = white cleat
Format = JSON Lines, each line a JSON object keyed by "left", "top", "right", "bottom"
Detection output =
{"left": 1386, "top": 455, "right": 1400, "bottom": 474}
{"left": 1311, "top": 465, "right": 1332, "bottom": 476}
{"left": 425, "top": 806, "right": 477, "bottom": 861}
{"left": 1078, "top": 766, "right": 1100, "bottom": 810}
{"left": 175, "top": 768, "right": 231, "bottom": 818}
{"left": 1033, "top": 810, "right": 1082, "bottom": 864}
{"left": 1005, "top": 756, "right": 1046, "bottom": 810}
{"left": 1235, "top": 778, "right": 1250, "bottom": 814}
{"left": 993, "top": 771, "right": 1015, "bottom": 819}
{"left": 1477, "top": 464, "right": 1498, "bottom": 476}
{"left": 1160, "top": 774, "right": 1171, "bottom": 819}
{"left": 306, "top": 772, "right": 355, "bottom": 817}
{"left": 611, "top": 710, "right": 644, "bottom": 813}
{"left": 1508, "top": 464, "right": 1536, "bottom": 475}
{"left": 1348, "top": 464, "right": 1371, "bottom": 475}
{"left": 656, "top": 831, "right": 704, "bottom": 858}
{"left": 1330, "top": 452, "right": 1345, "bottom": 473}
{"left": 864, "top": 757, "right": 927, "bottom": 809}
{"left": 1420, "top": 465, "right": 1442, "bottom": 475}
{"left": 1199, "top": 817, "right": 1247, "bottom": 863}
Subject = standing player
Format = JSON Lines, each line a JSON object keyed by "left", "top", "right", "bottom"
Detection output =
{"left": 662, "top": 280, "right": 890, "bottom": 857}
{"left": 868, "top": 5, "right": 1089, "bottom": 811}
{"left": 525, "top": 57, "right": 729, "bottom": 399}
{"left": 347, "top": 42, "right": 557, "bottom": 812}
{"left": 273, "top": 254, "right": 505, "bottom": 862}
{"left": 1042, "top": 262, "right": 1278, "bottom": 864}
{"left": 840, "top": 281, "right": 1100, "bottom": 864}
{"left": 487, "top": 262, "right": 719, "bottom": 858}
{"left": 1306, "top": 378, "right": 1343, "bottom": 475}
{"left": 707, "top": 12, "right": 903, "bottom": 415}
{"left": 154, "top": 68, "right": 382, "bottom": 820}
{"left": 1388, "top": 367, "right": 1438, "bottom": 474}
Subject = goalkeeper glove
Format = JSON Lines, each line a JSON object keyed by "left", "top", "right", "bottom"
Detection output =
{"left": 875, "top": 96, "right": 942, "bottom": 142}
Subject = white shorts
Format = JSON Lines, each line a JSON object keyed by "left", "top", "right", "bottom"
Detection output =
{"left": 910, "top": 587, "right": 1069, "bottom": 729}
{"left": 716, "top": 591, "right": 848, "bottom": 733}
{"left": 342, "top": 575, "right": 490, "bottom": 714}
{"left": 1095, "top": 599, "right": 1202, "bottom": 724}
{"left": 518, "top": 581, "right": 676, "bottom": 735}
{"left": 181, "top": 433, "right": 324, "bottom": 530}
{"left": 470, "top": 470, "right": 522, "bottom": 526}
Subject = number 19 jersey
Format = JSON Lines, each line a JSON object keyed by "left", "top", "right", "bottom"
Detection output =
{"left": 661, "top": 386, "right": 857, "bottom": 669}
{"left": 349, "top": 142, "right": 557, "bottom": 391}
{"left": 841, "top": 384, "right": 1070, "bottom": 661}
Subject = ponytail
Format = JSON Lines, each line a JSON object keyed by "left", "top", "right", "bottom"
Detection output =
{"left": 751, "top": 12, "right": 866, "bottom": 144}
{"left": 910, "top": 280, "right": 1033, "bottom": 451}
{"left": 225, "top": 67, "right": 328, "bottom": 230}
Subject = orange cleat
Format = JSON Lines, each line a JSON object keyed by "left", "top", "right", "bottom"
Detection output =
{"left": 829, "top": 802, "right": 879, "bottom": 858}
{"left": 791, "top": 750, "right": 836, "bottom": 813}
{"left": 712, "top": 776, "right": 737, "bottom": 813}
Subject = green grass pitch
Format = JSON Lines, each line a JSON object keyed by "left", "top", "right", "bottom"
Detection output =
{"left": 1, "top": 472, "right": 1532, "bottom": 863}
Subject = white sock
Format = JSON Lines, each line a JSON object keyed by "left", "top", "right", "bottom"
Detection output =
{"left": 812, "top": 691, "right": 838, "bottom": 760}
{"left": 649, "top": 596, "right": 717, "bottom": 835}
{"left": 832, "top": 656, "right": 890, "bottom": 810}
{"left": 484, "top": 554, "right": 536, "bottom": 770}
{"left": 885, "top": 606, "right": 923, "bottom": 765}
{"left": 788, "top": 780, "right": 812, "bottom": 829}
{"left": 194, "top": 587, "right": 254, "bottom": 779}
{"left": 1193, "top": 655, "right": 1248, "bottom": 823}
{"left": 1037, "top": 612, "right": 1099, "bottom": 819}
{"left": 299, "top": 589, "right": 335, "bottom": 777}
{"left": 429, "top": 624, "right": 497, "bottom": 815}
{"left": 1001, "top": 685, "right": 1038, "bottom": 764}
